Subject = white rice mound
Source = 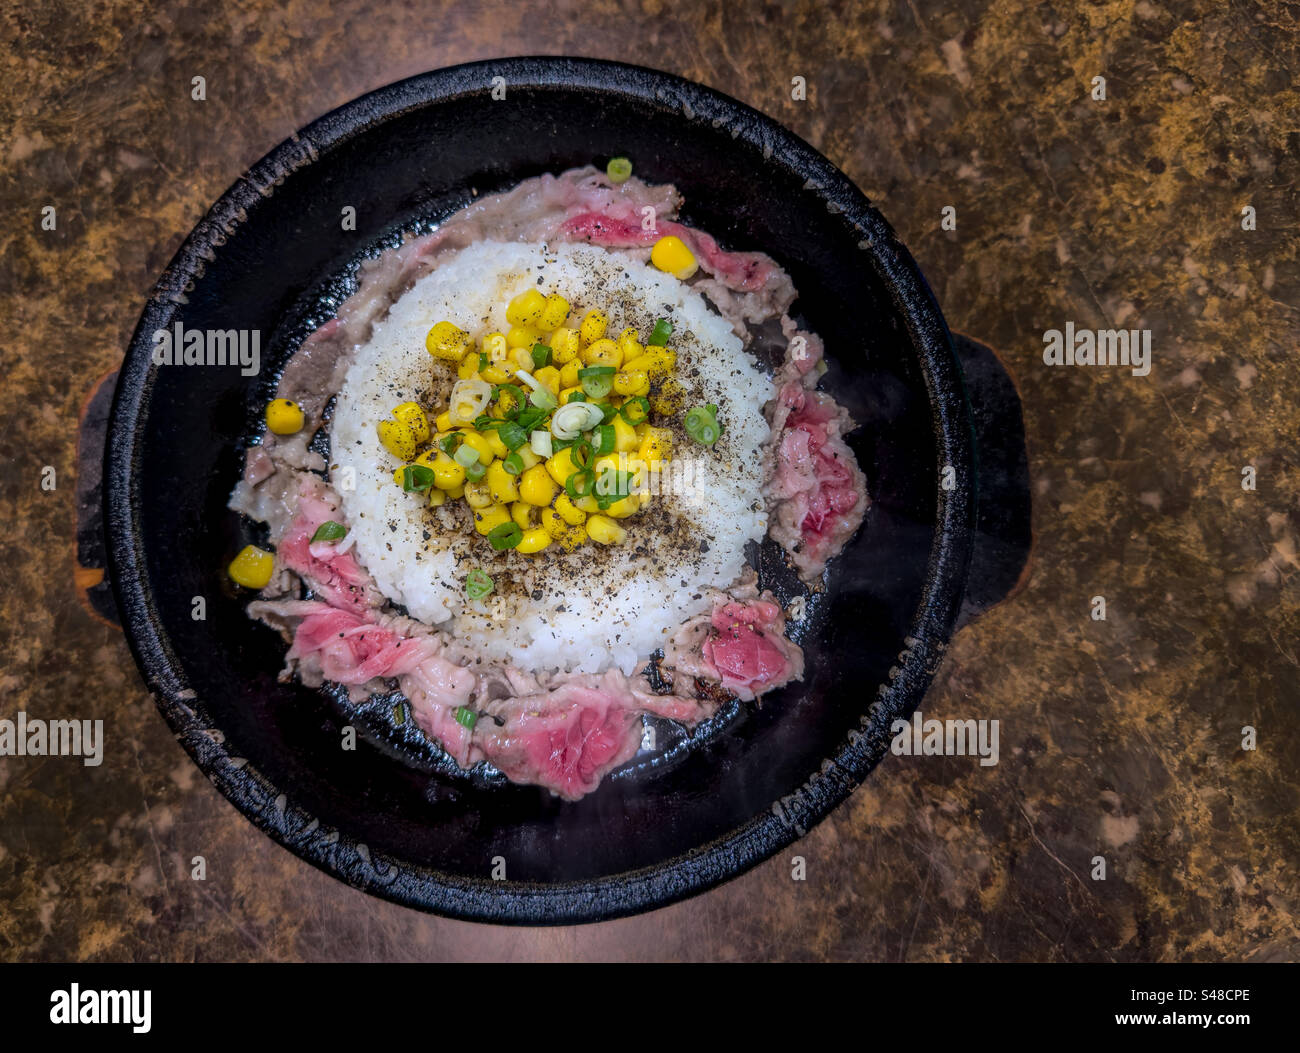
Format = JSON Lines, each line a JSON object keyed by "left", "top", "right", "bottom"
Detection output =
{"left": 330, "top": 240, "right": 772, "bottom": 674}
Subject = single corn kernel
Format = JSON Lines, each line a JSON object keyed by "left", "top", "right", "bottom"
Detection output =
{"left": 506, "top": 325, "right": 540, "bottom": 349}
{"left": 604, "top": 494, "right": 642, "bottom": 519}
{"left": 534, "top": 365, "right": 561, "bottom": 395}
{"left": 639, "top": 426, "right": 673, "bottom": 466}
{"left": 474, "top": 502, "right": 512, "bottom": 536}
{"left": 586, "top": 514, "right": 627, "bottom": 545}
{"left": 538, "top": 294, "right": 570, "bottom": 331}
{"left": 457, "top": 351, "right": 481, "bottom": 380}
{"left": 554, "top": 494, "right": 588, "bottom": 526}
{"left": 623, "top": 347, "right": 676, "bottom": 377}
{"left": 227, "top": 545, "right": 274, "bottom": 589}
{"left": 510, "top": 501, "right": 535, "bottom": 530}
{"left": 426, "top": 320, "right": 472, "bottom": 361}
{"left": 391, "top": 402, "right": 430, "bottom": 444}
{"left": 613, "top": 370, "right": 650, "bottom": 397}
{"left": 559, "top": 358, "right": 582, "bottom": 388}
{"left": 506, "top": 288, "right": 547, "bottom": 328}
{"left": 486, "top": 460, "right": 520, "bottom": 504}
{"left": 516, "top": 527, "right": 552, "bottom": 554}
{"left": 445, "top": 483, "right": 465, "bottom": 501}
{"left": 575, "top": 495, "right": 601, "bottom": 514}
{"left": 519, "top": 464, "right": 558, "bottom": 506}
{"left": 484, "top": 429, "right": 510, "bottom": 459}
{"left": 434, "top": 411, "right": 453, "bottom": 432}
{"left": 430, "top": 450, "right": 467, "bottom": 490}
{"left": 518, "top": 447, "right": 541, "bottom": 470}
{"left": 544, "top": 447, "right": 583, "bottom": 488}
{"left": 427, "top": 487, "right": 447, "bottom": 508}
{"left": 559, "top": 384, "right": 583, "bottom": 404}
{"left": 458, "top": 430, "right": 494, "bottom": 464}
{"left": 481, "top": 363, "right": 511, "bottom": 385}
{"left": 579, "top": 309, "right": 608, "bottom": 346}
{"left": 616, "top": 328, "right": 644, "bottom": 361}
{"left": 265, "top": 398, "right": 304, "bottom": 435}
{"left": 464, "top": 480, "right": 493, "bottom": 509}
{"left": 377, "top": 419, "right": 419, "bottom": 461}
{"left": 540, "top": 508, "right": 586, "bottom": 551}
{"left": 650, "top": 376, "right": 687, "bottom": 415}
{"left": 549, "top": 327, "right": 580, "bottom": 364}
{"left": 583, "top": 337, "right": 622, "bottom": 368}
{"left": 612, "top": 414, "right": 640, "bottom": 452}
{"left": 650, "top": 235, "right": 698, "bottom": 279}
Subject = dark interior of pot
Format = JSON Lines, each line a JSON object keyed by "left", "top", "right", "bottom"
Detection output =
{"left": 120, "top": 73, "right": 943, "bottom": 887}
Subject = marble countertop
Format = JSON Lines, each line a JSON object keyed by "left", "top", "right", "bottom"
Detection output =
{"left": 1, "top": 0, "right": 1296, "bottom": 961}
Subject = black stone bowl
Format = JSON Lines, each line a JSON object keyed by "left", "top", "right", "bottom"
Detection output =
{"left": 104, "top": 57, "right": 1030, "bottom": 923}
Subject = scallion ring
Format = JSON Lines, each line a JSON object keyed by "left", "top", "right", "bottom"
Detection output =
{"left": 487, "top": 521, "right": 523, "bottom": 550}
{"left": 647, "top": 318, "right": 672, "bottom": 346}
{"left": 578, "top": 365, "right": 616, "bottom": 399}
{"left": 453, "top": 706, "right": 478, "bottom": 730}
{"left": 465, "top": 460, "right": 487, "bottom": 482}
{"left": 503, "top": 450, "right": 525, "bottom": 475}
{"left": 606, "top": 156, "right": 633, "bottom": 184}
{"left": 530, "top": 430, "right": 553, "bottom": 458}
{"left": 684, "top": 404, "right": 722, "bottom": 445}
{"left": 401, "top": 464, "right": 435, "bottom": 492}
{"left": 465, "top": 568, "right": 494, "bottom": 601}
{"left": 531, "top": 343, "right": 552, "bottom": 369}
{"left": 565, "top": 468, "right": 596, "bottom": 498}
{"left": 497, "top": 421, "right": 528, "bottom": 451}
{"left": 619, "top": 395, "right": 651, "bottom": 426}
{"left": 593, "top": 424, "right": 615, "bottom": 455}
{"left": 453, "top": 444, "right": 480, "bottom": 468}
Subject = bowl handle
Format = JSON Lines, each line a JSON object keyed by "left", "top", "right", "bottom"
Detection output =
{"left": 951, "top": 332, "right": 1033, "bottom": 627}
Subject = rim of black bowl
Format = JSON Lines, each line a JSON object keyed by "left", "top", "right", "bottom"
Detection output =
{"left": 105, "top": 56, "right": 976, "bottom": 925}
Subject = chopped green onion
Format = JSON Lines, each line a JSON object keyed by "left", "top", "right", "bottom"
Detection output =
{"left": 478, "top": 352, "right": 488, "bottom": 371}
{"left": 440, "top": 432, "right": 464, "bottom": 455}
{"left": 453, "top": 444, "right": 480, "bottom": 468}
{"left": 497, "top": 421, "right": 528, "bottom": 451}
{"left": 570, "top": 439, "right": 593, "bottom": 469}
{"left": 531, "top": 343, "right": 552, "bottom": 369}
{"left": 565, "top": 390, "right": 588, "bottom": 404}
{"left": 453, "top": 706, "right": 478, "bottom": 730}
{"left": 606, "top": 156, "right": 633, "bottom": 183}
{"left": 487, "top": 521, "right": 523, "bottom": 550}
{"left": 597, "top": 401, "right": 619, "bottom": 424}
{"left": 465, "top": 460, "right": 487, "bottom": 482}
{"left": 619, "top": 395, "right": 651, "bottom": 426}
{"left": 530, "top": 430, "right": 553, "bottom": 458}
{"left": 465, "top": 568, "right": 494, "bottom": 601}
{"left": 529, "top": 387, "right": 558, "bottom": 412}
{"left": 515, "top": 406, "right": 547, "bottom": 432}
{"left": 503, "top": 450, "right": 525, "bottom": 475}
{"left": 494, "top": 383, "right": 527, "bottom": 417}
{"left": 565, "top": 468, "right": 596, "bottom": 498}
{"left": 311, "top": 520, "right": 347, "bottom": 542}
{"left": 579, "top": 365, "right": 616, "bottom": 398}
{"left": 473, "top": 415, "right": 503, "bottom": 431}
{"left": 647, "top": 318, "right": 672, "bottom": 346}
{"left": 401, "top": 464, "right": 435, "bottom": 492}
{"left": 684, "top": 404, "right": 722, "bottom": 445}
{"left": 593, "top": 424, "right": 615, "bottom": 455}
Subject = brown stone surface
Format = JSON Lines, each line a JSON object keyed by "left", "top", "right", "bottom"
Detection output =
{"left": 1, "top": 1, "right": 1297, "bottom": 961}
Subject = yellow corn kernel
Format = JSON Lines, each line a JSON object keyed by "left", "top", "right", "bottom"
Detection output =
{"left": 559, "top": 358, "right": 582, "bottom": 388}
{"left": 538, "top": 293, "right": 569, "bottom": 331}
{"left": 604, "top": 494, "right": 642, "bottom": 519}
{"left": 457, "top": 350, "right": 481, "bottom": 380}
{"left": 579, "top": 309, "right": 608, "bottom": 346}
{"left": 616, "top": 328, "right": 644, "bottom": 361}
{"left": 429, "top": 449, "right": 466, "bottom": 490}
{"left": 516, "top": 527, "right": 552, "bottom": 554}
{"left": 426, "top": 320, "right": 472, "bottom": 361}
{"left": 481, "top": 365, "right": 511, "bottom": 385}
{"left": 391, "top": 402, "right": 430, "bottom": 444}
{"left": 510, "top": 501, "right": 536, "bottom": 529}
{"left": 583, "top": 337, "right": 622, "bottom": 368}
{"left": 517, "top": 446, "right": 541, "bottom": 470}
{"left": 650, "top": 376, "right": 687, "bottom": 415}
{"left": 457, "top": 430, "right": 493, "bottom": 464}
{"left": 376, "top": 419, "right": 419, "bottom": 461}
{"left": 506, "top": 288, "right": 547, "bottom": 327}
{"left": 265, "top": 399, "right": 304, "bottom": 435}
{"left": 544, "top": 447, "right": 583, "bottom": 488}
{"left": 445, "top": 483, "right": 465, "bottom": 500}
{"left": 533, "top": 365, "right": 561, "bottom": 395}
{"left": 510, "top": 347, "right": 534, "bottom": 373}
{"left": 610, "top": 414, "right": 639, "bottom": 453}
{"left": 549, "top": 327, "right": 580, "bottom": 364}
{"left": 639, "top": 426, "right": 673, "bottom": 466}
{"left": 613, "top": 370, "right": 650, "bottom": 397}
{"left": 650, "top": 235, "right": 698, "bottom": 279}
{"left": 574, "top": 495, "right": 601, "bottom": 514}
{"left": 228, "top": 545, "right": 274, "bottom": 589}
{"left": 553, "top": 494, "right": 587, "bottom": 526}
{"left": 623, "top": 347, "right": 676, "bottom": 377}
{"left": 464, "top": 480, "right": 493, "bottom": 509}
{"left": 558, "top": 385, "right": 583, "bottom": 404}
{"left": 427, "top": 487, "right": 447, "bottom": 508}
{"left": 586, "top": 514, "right": 627, "bottom": 545}
{"left": 473, "top": 503, "right": 512, "bottom": 536}
{"left": 519, "top": 464, "right": 558, "bottom": 506}
{"left": 484, "top": 429, "right": 509, "bottom": 459}
{"left": 486, "top": 460, "right": 520, "bottom": 504}
{"left": 434, "top": 411, "right": 453, "bottom": 433}
{"left": 506, "top": 325, "right": 540, "bottom": 349}
{"left": 540, "top": 508, "right": 586, "bottom": 551}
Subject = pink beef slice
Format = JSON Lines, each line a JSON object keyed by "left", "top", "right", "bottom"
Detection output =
{"left": 276, "top": 478, "right": 381, "bottom": 613}
{"left": 767, "top": 381, "right": 868, "bottom": 579}
{"left": 286, "top": 603, "right": 441, "bottom": 685}
{"left": 701, "top": 598, "right": 805, "bottom": 702}
{"left": 477, "top": 671, "right": 707, "bottom": 801}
